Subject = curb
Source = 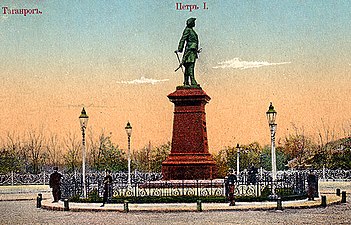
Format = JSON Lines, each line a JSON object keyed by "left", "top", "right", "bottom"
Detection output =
{"left": 40, "top": 195, "right": 343, "bottom": 213}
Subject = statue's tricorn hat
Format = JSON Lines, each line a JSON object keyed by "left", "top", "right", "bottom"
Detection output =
{"left": 186, "top": 17, "right": 196, "bottom": 25}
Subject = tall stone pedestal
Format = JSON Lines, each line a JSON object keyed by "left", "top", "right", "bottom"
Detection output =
{"left": 162, "top": 87, "right": 217, "bottom": 180}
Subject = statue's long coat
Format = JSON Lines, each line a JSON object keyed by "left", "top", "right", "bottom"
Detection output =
{"left": 177, "top": 27, "right": 199, "bottom": 64}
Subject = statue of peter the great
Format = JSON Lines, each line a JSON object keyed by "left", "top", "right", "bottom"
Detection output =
{"left": 175, "top": 18, "right": 200, "bottom": 87}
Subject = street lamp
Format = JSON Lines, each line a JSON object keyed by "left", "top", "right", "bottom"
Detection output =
{"left": 236, "top": 143, "right": 240, "bottom": 176}
{"left": 79, "top": 107, "right": 89, "bottom": 198}
{"left": 266, "top": 102, "right": 277, "bottom": 195}
{"left": 125, "top": 121, "right": 132, "bottom": 188}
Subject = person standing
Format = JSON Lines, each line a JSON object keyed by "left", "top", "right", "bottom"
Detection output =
{"left": 248, "top": 164, "right": 258, "bottom": 184}
{"left": 175, "top": 17, "right": 200, "bottom": 86}
{"left": 101, "top": 170, "right": 113, "bottom": 207}
{"left": 226, "top": 169, "right": 237, "bottom": 206}
{"left": 307, "top": 170, "right": 317, "bottom": 200}
{"left": 49, "top": 167, "right": 62, "bottom": 203}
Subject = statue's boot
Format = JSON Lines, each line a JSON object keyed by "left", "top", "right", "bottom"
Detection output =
{"left": 190, "top": 77, "right": 198, "bottom": 86}
{"left": 183, "top": 74, "right": 190, "bottom": 86}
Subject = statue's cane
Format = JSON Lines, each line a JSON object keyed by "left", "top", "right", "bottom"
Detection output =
{"left": 174, "top": 51, "right": 184, "bottom": 74}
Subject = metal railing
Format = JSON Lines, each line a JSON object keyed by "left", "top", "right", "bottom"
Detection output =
{"left": 0, "top": 169, "right": 322, "bottom": 199}
{"left": 0, "top": 171, "right": 162, "bottom": 186}
{"left": 2, "top": 168, "right": 349, "bottom": 199}
{"left": 0, "top": 171, "right": 49, "bottom": 186}
{"left": 3, "top": 169, "right": 350, "bottom": 187}
{"left": 60, "top": 171, "right": 310, "bottom": 199}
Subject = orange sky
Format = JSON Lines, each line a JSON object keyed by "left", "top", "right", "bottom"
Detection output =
{"left": 1, "top": 1, "right": 351, "bottom": 153}
{"left": 1, "top": 61, "right": 351, "bottom": 153}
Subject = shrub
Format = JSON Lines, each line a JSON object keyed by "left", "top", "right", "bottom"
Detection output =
{"left": 88, "top": 188, "right": 102, "bottom": 202}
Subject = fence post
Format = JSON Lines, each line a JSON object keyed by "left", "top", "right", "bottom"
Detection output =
{"left": 43, "top": 171, "right": 46, "bottom": 185}
{"left": 11, "top": 171, "right": 14, "bottom": 186}
{"left": 341, "top": 191, "right": 347, "bottom": 203}
{"left": 64, "top": 199, "right": 69, "bottom": 211}
{"left": 182, "top": 180, "right": 184, "bottom": 196}
{"left": 124, "top": 200, "right": 129, "bottom": 213}
{"left": 276, "top": 197, "right": 283, "bottom": 210}
{"left": 197, "top": 200, "right": 202, "bottom": 212}
{"left": 336, "top": 188, "right": 341, "bottom": 196}
{"left": 223, "top": 181, "right": 226, "bottom": 197}
{"left": 36, "top": 193, "right": 42, "bottom": 208}
{"left": 322, "top": 166, "right": 326, "bottom": 181}
{"left": 257, "top": 180, "right": 260, "bottom": 197}
{"left": 196, "top": 180, "right": 199, "bottom": 197}
{"left": 321, "top": 195, "right": 327, "bottom": 207}
{"left": 134, "top": 182, "right": 138, "bottom": 198}
{"left": 210, "top": 179, "right": 213, "bottom": 196}
{"left": 164, "top": 181, "right": 167, "bottom": 197}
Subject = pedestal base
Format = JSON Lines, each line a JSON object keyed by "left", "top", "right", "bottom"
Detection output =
{"left": 162, "top": 153, "right": 216, "bottom": 180}
{"left": 162, "top": 87, "right": 217, "bottom": 180}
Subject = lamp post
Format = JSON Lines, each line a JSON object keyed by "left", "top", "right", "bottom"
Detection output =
{"left": 266, "top": 102, "right": 277, "bottom": 196}
{"left": 79, "top": 108, "right": 89, "bottom": 198}
{"left": 125, "top": 121, "right": 132, "bottom": 188}
{"left": 236, "top": 144, "right": 240, "bottom": 176}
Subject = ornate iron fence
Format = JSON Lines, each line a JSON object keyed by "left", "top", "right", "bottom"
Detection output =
{"left": 0, "top": 171, "right": 49, "bottom": 186}
{"left": 60, "top": 171, "right": 310, "bottom": 199}
{"left": 227, "top": 171, "right": 310, "bottom": 198}
{"left": 316, "top": 169, "right": 351, "bottom": 181}
{"left": 0, "top": 171, "right": 162, "bottom": 186}
{"left": 1, "top": 169, "right": 349, "bottom": 199}
{"left": 107, "top": 180, "right": 225, "bottom": 199}
{"left": 59, "top": 171, "right": 163, "bottom": 198}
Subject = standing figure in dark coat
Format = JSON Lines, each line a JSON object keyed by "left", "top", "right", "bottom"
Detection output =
{"left": 49, "top": 167, "right": 62, "bottom": 203}
{"left": 101, "top": 170, "right": 113, "bottom": 207}
{"left": 307, "top": 170, "right": 317, "bottom": 200}
{"left": 175, "top": 17, "right": 200, "bottom": 86}
{"left": 248, "top": 164, "right": 258, "bottom": 184}
{"left": 226, "top": 170, "right": 237, "bottom": 206}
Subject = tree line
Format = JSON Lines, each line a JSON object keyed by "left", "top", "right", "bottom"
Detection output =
{"left": 0, "top": 130, "right": 170, "bottom": 174}
{"left": 1, "top": 127, "right": 350, "bottom": 176}
{"left": 214, "top": 134, "right": 351, "bottom": 177}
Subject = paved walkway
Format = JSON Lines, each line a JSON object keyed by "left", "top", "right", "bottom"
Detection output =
{"left": 0, "top": 183, "right": 349, "bottom": 224}
{"left": 0, "top": 185, "right": 51, "bottom": 201}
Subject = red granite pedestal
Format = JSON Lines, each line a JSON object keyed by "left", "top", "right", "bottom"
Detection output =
{"left": 162, "top": 86, "right": 217, "bottom": 180}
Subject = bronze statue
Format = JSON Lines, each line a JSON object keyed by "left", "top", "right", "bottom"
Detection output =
{"left": 175, "top": 18, "right": 201, "bottom": 87}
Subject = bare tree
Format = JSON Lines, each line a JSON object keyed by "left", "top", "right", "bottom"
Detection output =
{"left": 0, "top": 132, "right": 25, "bottom": 173}
{"left": 132, "top": 145, "right": 151, "bottom": 172}
{"left": 150, "top": 142, "right": 171, "bottom": 173}
{"left": 46, "top": 133, "right": 63, "bottom": 168}
{"left": 88, "top": 129, "right": 106, "bottom": 171}
{"left": 317, "top": 119, "right": 337, "bottom": 146}
{"left": 6, "top": 131, "right": 26, "bottom": 161}
{"left": 24, "top": 130, "right": 45, "bottom": 174}
{"left": 341, "top": 120, "right": 351, "bottom": 138}
{"left": 63, "top": 132, "right": 81, "bottom": 173}
{"left": 213, "top": 148, "right": 229, "bottom": 178}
